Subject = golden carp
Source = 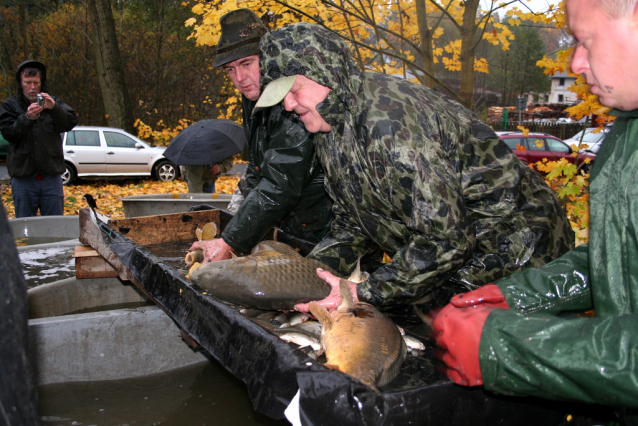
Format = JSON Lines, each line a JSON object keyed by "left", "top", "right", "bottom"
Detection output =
{"left": 186, "top": 249, "right": 339, "bottom": 310}
{"left": 309, "top": 279, "right": 406, "bottom": 391}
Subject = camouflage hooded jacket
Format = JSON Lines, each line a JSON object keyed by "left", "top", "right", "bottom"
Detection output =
{"left": 260, "top": 23, "right": 574, "bottom": 309}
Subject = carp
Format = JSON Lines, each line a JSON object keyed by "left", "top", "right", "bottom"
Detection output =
{"left": 186, "top": 248, "right": 339, "bottom": 310}
{"left": 309, "top": 279, "right": 406, "bottom": 391}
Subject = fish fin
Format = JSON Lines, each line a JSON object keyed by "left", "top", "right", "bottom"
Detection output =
{"left": 347, "top": 256, "right": 369, "bottom": 283}
{"left": 414, "top": 306, "right": 433, "bottom": 326}
{"left": 338, "top": 279, "right": 354, "bottom": 310}
{"left": 250, "top": 250, "right": 284, "bottom": 258}
{"left": 308, "top": 302, "right": 332, "bottom": 327}
{"left": 324, "top": 363, "right": 342, "bottom": 371}
{"left": 195, "top": 227, "right": 203, "bottom": 241}
{"left": 377, "top": 337, "right": 407, "bottom": 388}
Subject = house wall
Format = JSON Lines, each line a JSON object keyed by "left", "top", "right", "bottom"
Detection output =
{"left": 551, "top": 76, "right": 577, "bottom": 103}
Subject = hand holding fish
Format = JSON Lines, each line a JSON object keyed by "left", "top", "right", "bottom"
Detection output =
{"left": 295, "top": 268, "right": 358, "bottom": 313}
{"left": 189, "top": 238, "right": 234, "bottom": 263}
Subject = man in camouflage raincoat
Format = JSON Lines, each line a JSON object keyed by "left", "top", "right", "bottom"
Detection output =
{"left": 256, "top": 23, "right": 574, "bottom": 311}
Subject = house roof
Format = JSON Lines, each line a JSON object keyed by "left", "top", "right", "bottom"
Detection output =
{"left": 551, "top": 71, "right": 575, "bottom": 79}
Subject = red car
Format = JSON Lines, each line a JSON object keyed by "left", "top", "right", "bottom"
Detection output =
{"left": 496, "top": 131, "right": 596, "bottom": 170}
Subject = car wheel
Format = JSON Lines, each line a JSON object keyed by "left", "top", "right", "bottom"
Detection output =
{"left": 62, "top": 163, "right": 76, "bottom": 185}
{"left": 153, "top": 160, "right": 178, "bottom": 182}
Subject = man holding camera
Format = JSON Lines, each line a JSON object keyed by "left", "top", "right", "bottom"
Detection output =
{"left": 0, "top": 60, "right": 78, "bottom": 218}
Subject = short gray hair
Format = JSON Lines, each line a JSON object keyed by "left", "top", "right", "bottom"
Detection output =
{"left": 598, "top": 0, "right": 638, "bottom": 18}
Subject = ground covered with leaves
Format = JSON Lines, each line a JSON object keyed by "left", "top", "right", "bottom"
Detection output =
{"left": 0, "top": 175, "right": 240, "bottom": 219}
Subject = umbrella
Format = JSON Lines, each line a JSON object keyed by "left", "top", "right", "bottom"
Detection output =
{"left": 163, "top": 119, "right": 247, "bottom": 166}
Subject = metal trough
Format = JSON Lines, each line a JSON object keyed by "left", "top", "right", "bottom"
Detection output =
{"left": 120, "top": 193, "right": 233, "bottom": 218}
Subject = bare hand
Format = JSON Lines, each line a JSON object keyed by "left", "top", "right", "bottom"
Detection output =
{"left": 26, "top": 103, "right": 43, "bottom": 118}
{"left": 210, "top": 164, "right": 221, "bottom": 175}
{"left": 188, "top": 238, "right": 234, "bottom": 263}
{"left": 40, "top": 93, "right": 55, "bottom": 109}
{"left": 294, "top": 268, "right": 359, "bottom": 313}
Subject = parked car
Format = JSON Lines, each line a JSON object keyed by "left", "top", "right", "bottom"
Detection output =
{"left": 62, "top": 126, "right": 179, "bottom": 185}
{"left": 0, "top": 133, "right": 8, "bottom": 158}
{"left": 563, "top": 127, "right": 610, "bottom": 154}
{"left": 496, "top": 131, "right": 596, "bottom": 170}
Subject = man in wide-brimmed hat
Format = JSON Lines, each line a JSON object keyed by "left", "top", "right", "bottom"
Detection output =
{"left": 190, "top": 9, "right": 333, "bottom": 260}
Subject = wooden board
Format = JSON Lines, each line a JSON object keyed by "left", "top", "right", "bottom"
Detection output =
{"left": 108, "top": 209, "right": 221, "bottom": 245}
{"left": 73, "top": 244, "right": 118, "bottom": 279}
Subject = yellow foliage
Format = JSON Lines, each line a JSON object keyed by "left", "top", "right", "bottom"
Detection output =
{"left": 516, "top": 125, "right": 530, "bottom": 136}
{"left": 474, "top": 58, "right": 489, "bottom": 74}
{"left": 531, "top": 157, "right": 590, "bottom": 245}
{"left": 1, "top": 175, "right": 242, "bottom": 219}
{"left": 134, "top": 118, "right": 192, "bottom": 146}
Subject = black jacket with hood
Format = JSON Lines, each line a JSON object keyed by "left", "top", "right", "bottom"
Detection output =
{"left": 220, "top": 96, "right": 333, "bottom": 253}
{"left": 0, "top": 60, "right": 78, "bottom": 178}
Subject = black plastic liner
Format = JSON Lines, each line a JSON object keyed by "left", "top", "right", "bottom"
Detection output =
{"left": 0, "top": 203, "right": 41, "bottom": 426}
{"left": 96, "top": 210, "right": 593, "bottom": 426}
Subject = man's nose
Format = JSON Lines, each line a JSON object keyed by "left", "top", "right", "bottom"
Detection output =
{"left": 283, "top": 93, "right": 296, "bottom": 111}
{"left": 235, "top": 69, "right": 246, "bottom": 81}
{"left": 571, "top": 45, "right": 589, "bottom": 75}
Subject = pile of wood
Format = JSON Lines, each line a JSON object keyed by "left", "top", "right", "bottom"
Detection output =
{"left": 488, "top": 106, "right": 517, "bottom": 121}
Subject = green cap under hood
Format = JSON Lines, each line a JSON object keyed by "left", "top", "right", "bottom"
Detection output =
{"left": 259, "top": 23, "right": 363, "bottom": 121}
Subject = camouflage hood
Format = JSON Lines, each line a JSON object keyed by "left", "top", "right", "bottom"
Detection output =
{"left": 259, "top": 23, "right": 364, "bottom": 123}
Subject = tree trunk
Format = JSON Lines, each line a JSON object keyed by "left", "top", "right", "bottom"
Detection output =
{"left": 459, "top": 0, "right": 480, "bottom": 108}
{"left": 415, "top": 0, "right": 436, "bottom": 88}
{"left": 88, "top": 0, "right": 134, "bottom": 133}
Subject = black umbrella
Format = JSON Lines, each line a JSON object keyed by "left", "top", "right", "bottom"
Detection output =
{"left": 163, "top": 119, "right": 246, "bottom": 166}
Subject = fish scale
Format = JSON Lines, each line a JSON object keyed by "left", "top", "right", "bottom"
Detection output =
{"left": 310, "top": 279, "right": 406, "bottom": 391}
{"left": 187, "top": 249, "right": 339, "bottom": 310}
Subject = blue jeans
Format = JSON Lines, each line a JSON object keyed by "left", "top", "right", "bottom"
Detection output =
{"left": 11, "top": 175, "right": 64, "bottom": 218}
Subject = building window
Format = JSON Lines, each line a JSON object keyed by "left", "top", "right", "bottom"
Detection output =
{"left": 559, "top": 78, "right": 565, "bottom": 86}
{"left": 558, "top": 94, "right": 564, "bottom": 102}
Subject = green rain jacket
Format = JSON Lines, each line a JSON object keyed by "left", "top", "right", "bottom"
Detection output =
{"left": 259, "top": 23, "right": 574, "bottom": 309}
{"left": 480, "top": 110, "right": 638, "bottom": 409}
{"left": 221, "top": 97, "right": 333, "bottom": 253}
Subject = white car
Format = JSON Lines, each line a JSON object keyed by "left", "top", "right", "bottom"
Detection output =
{"left": 62, "top": 126, "right": 179, "bottom": 185}
{"left": 563, "top": 127, "right": 610, "bottom": 154}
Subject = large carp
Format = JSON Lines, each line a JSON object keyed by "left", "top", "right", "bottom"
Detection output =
{"left": 186, "top": 244, "right": 339, "bottom": 310}
{"left": 309, "top": 279, "right": 406, "bottom": 391}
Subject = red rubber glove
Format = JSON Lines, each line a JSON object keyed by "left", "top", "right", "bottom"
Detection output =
{"left": 432, "top": 303, "right": 501, "bottom": 386}
{"left": 450, "top": 284, "right": 509, "bottom": 309}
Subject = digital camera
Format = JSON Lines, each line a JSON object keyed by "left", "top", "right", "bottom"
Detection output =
{"left": 36, "top": 94, "right": 44, "bottom": 107}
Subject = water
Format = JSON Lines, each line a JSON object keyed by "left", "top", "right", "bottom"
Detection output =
{"left": 24, "top": 240, "right": 292, "bottom": 425}
{"left": 19, "top": 244, "right": 76, "bottom": 288}
{"left": 15, "top": 236, "right": 75, "bottom": 246}
{"left": 39, "top": 362, "right": 289, "bottom": 426}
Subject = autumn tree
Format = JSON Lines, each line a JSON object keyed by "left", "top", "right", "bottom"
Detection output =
{"left": 484, "top": 20, "right": 551, "bottom": 106}
{"left": 88, "top": 0, "right": 135, "bottom": 133}
{"left": 0, "top": 1, "right": 231, "bottom": 141}
{"left": 186, "top": 0, "right": 526, "bottom": 108}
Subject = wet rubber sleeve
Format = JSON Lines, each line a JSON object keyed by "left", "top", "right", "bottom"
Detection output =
{"left": 222, "top": 105, "right": 319, "bottom": 253}
{"left": 495, "top": 244, "right": 591, "bottom": 315}
{"left": 480, "top": 308, "right": 638, "bottom": 408}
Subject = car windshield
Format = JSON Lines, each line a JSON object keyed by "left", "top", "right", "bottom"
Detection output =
{"left": 570, "top": 129, "right": 605, "bottom": 144}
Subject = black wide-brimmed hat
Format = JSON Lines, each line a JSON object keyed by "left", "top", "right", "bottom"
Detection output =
{"left": 212, "top": 9, "right": 268, "bottom": 68}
